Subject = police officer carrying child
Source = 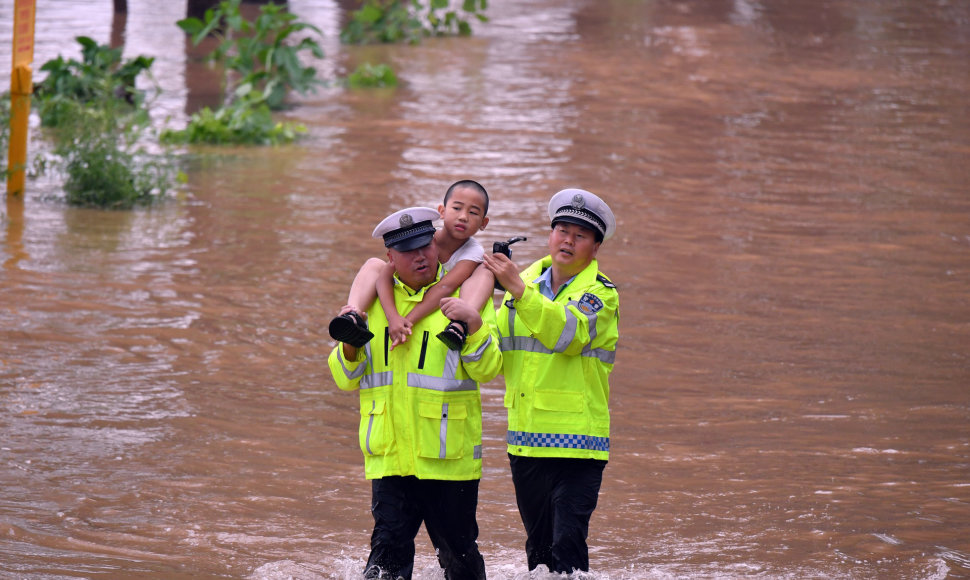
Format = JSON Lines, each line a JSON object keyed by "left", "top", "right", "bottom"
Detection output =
{"left": 328, "top": 207, "right": 503, "bottom": 580}
{"left": 482, "top": 188, "right": 619, "bottom": 575}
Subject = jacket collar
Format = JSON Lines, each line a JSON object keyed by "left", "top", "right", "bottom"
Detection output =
{"left": 394, "top": 263, "right": 444, "bottom": 298}
{"left": 527, "top": 256, "right": 599, "bottom": 294}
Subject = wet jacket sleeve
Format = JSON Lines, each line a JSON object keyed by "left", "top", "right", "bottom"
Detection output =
{"left": 327, "top": 345, "right": 368, "bottom": 391}
{"left": 458, "top": 302, "right": 503, "bottom": 384}
{"left": 513, "top": 284, "right": 618, "bottom": 356}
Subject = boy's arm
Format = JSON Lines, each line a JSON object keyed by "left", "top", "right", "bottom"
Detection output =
{"left": 376, "top": 262, "right": 411, "bottom": 346}
{"left": 375, "top": 261, "right": 397, "bottom": 313}
{"left": 406, "top": 259, "right": 478, "bottom": 324}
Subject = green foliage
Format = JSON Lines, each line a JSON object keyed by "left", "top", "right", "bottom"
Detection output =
{"left": 341, "top": 0, "right": 489, "bottom": 45}
{"left": 51, "top": 99, "right": 172, "bottom": 209}
{"left": 341, "top": 0, "right": 422, "bottom": 45}
{"left": 177, "top": 0, "right": 324, "bottom": 110}
{"left": 171, "top": 0, "right": 320, "bottom": 145}
{"left": 425, "top": 0, "right": 489, "bottom": 36}
{"left": 29, "top": 38, "right": 173, "bottom": 208}
{"left": 161, "top": 92, "right": 306, "bottom": 145}
{"left": 33, "top": 36, "right": 154, "bottom": 127}
{"left": 346, "top": 62, "right": 399, "bottom": 88}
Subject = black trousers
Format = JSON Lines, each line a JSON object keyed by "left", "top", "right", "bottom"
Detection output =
{"left": 364, "top": 476, "right": 486, "bottom": 580}
{"left": 509, "top": 454, "right": 607, "bottom": 574}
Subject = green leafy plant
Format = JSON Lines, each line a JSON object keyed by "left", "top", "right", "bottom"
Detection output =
{"left": 29, "top": 38, "right": 175, "bottom": 208}
{"left": 52, "top": 99, "right": 173, "bottom": 208}
{"left": 341, "top": 0, "right": 488, "bottom": 45}
{"left": 347, "top": 62, "right": 399, "bottom": 88}
{"left": 33, "top": 36, "right": 155, "bottom": 127}
{"left": 161, "top": 92, "right": 306, "bottom": 145}
{"left": 177, "top": 0, "right": 324, "bottom": 110}
{"left": 341, "top": 0, "right": 422, "bottom": 45}
{"left": 170, "top": 0, "right": 320, "bottom": 144}
{"left": 425, "top": 0, "right": 489, "bottom": 36}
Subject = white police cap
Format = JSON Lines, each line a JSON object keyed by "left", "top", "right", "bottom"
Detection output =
{"left": 548, "top": 188, "right": 616, "bottom": 242}
{"left": 372, "top": 207, "right": 439, "bottom": 251}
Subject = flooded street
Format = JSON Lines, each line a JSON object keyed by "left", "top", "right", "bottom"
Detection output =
{"left": 2, "top": 0, "right": 969, "bottom": 578}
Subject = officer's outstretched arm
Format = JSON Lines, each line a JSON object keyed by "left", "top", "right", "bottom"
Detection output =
{"left": 457, "top": 301, "right": 503, "bottom": 384}
{"left": 514, "top": 285, "right": 618, "bottom": 356}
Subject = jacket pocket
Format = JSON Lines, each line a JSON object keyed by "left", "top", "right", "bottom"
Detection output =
{"left": 534, "top": 390, "right": 584, "bottom": 413}
{"left": 360, "top": 399, "right": 390, "bottom": 456}
{"left": 416, "top": 400, "right": 467, "bottom": 460}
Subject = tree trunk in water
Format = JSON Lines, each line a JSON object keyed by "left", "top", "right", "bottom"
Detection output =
{"left": 186, "top": 0, "right": 287, "bottom": 21}
{"left": 110, "top": 8, "right": 127, "bottom": 49}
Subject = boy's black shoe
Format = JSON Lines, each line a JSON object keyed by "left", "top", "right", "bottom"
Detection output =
{"left": 328, "top": 311, "right": 374, "bottom": 348}
{"left": 436, "top": 319, "right": 468, "bottom": 351}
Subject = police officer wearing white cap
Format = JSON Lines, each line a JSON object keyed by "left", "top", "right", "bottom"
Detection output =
{"left": 483, "top": 188, "right": 619, "bottom": 575}
{"left": 328, "top": 206, "right": 502, "bottom": 580}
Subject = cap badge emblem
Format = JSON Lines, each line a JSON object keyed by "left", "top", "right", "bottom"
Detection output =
{"left": 399, "top": 214, "right": 414, "bottom": 227}
{"left": 571, "top": 194, "right": 585, "bottom": 209}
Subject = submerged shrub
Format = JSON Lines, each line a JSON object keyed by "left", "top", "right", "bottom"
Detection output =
{"left": 341, "top": 0, "right": 489, "bottom": 45}
{"left": 53, "top": 99, "right": 172, "bottom": 209}
{"left": 34, "top": 36, "right": 154, "bottom": 128}
{"left": 161, "top": 86, "right": 306, "bottom": 145}
{"left": 341, "top": 0, "right": 423, "bottom": 45}
{"left": 172, "top": 0, "right": 321, "bottom": 145}
{"left": 347, "top": 63, "right": 399, "bottom": 88}
{"left": 178, "top": 0, "right": 325, "bottom": 111}
{"left": 29, "top": 37, "right": 175, "bottom": 209}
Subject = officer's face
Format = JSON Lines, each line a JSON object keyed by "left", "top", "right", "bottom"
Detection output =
{"left": 388, "top": 241, "right": 439, "bottom": 289}
{"left": 548, "top": 222, "right": 600, "bottom": 276}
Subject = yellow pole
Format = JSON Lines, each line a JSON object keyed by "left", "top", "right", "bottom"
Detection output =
{"left": 6, "top": 0, "right": 36, "bottom": 199}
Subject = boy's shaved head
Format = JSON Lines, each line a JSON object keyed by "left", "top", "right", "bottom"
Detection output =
{"left": 444, "top": 180, "right": 489, "bottom": 216}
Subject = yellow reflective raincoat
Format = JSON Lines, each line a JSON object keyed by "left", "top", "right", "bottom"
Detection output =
{"left": 328, "top": 265, "right": 502, "bottom": 481}
{"left": 497, "top": 257, "right": 619, "bottom": 461}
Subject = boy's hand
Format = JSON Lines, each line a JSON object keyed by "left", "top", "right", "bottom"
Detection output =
{"left": 387, "top": 312, "right": 412, "bottom": 350}
{"left": 337, "top": 304, "right": 365, "bottom": 319}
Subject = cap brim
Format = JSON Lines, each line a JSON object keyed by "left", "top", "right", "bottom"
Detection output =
{"left": 552, "top": 215, "right": 603, "bottom": 238}
{"left": 388, "top": 232, "right": 434, "bottom": 252}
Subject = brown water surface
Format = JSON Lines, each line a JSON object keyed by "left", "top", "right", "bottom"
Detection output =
{"left": 2, "top": 0, "right": 969, "bottom": 578}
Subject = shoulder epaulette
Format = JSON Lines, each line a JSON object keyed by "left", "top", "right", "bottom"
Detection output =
{"left": 596, "top": 273, "right": 617, "bottom": 289}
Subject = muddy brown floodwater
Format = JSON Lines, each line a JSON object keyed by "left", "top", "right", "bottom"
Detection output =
{"left": 2, "top": 0, "right": 969, "bottom": 578}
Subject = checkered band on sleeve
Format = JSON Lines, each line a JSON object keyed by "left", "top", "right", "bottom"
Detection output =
{"left": 507, "top": 430, "right": 610, "bottom": 452}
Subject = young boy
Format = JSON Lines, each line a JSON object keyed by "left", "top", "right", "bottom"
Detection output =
{"left": 328, "top": 180, "right": 494, "bottom": 350}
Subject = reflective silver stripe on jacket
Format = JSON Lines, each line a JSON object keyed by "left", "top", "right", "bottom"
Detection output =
{"left": 365, "top": 400, "right": 377, "bottom": 455}
{"left": 499, "top": 335, "right": 615, "bottom": 365}
{"left": 408, "top": 345, "right": 478, "bottom": 391}
{"left": 337, "top": 345, "right": 369, "bottom": 380}
{"left": 439, "top": 402, "right": 450, "bottom": 459}
{"left": 442, "top": 348, "right": 460, "bottom": 379}
{"left": 407, "top": 374, "right": 478, "bottom": 392}
{"left": 460, "top": 334, "right": 493, "bottom": 363}
{"left": 361, "top": 371, "right": 393, "bottom": 389}
{"left": 503, "top": 298, "right": 613, "bottom": 363}
{"left": 555, "top": 306, "right": 579, "bottom": 352}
